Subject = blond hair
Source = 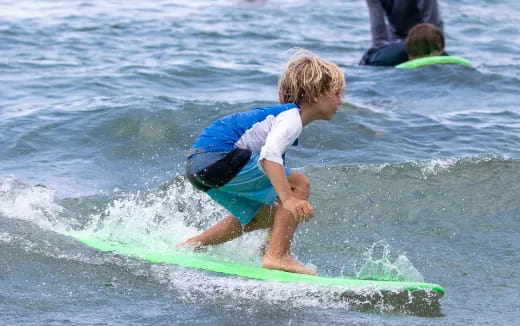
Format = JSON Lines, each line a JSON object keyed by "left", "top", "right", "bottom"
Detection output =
{"left": 278, "top": 49, "right": 345, "bottom": 106}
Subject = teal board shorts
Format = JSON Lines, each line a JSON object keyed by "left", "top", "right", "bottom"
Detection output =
{"left": 187, "top": 151, "right": 291, "bottom": 225}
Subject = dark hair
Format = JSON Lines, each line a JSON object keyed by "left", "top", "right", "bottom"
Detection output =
{"left": 406, "top": 23, "right": 445, "bottom": 58}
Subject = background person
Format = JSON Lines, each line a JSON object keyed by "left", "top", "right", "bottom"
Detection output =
{"left": 360, "top": 0, "right": 444, "bottom": 66}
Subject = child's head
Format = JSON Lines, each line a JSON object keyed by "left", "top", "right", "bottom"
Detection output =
{"left": 278, "top": 49, "right": 345, "bottom": 106}
{"left": 406, "top": 23, "right": 445, "bottom": 60}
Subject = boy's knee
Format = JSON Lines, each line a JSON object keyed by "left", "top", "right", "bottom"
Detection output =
{"left": 289, "top": 172, "right": 310, "bottom": 199}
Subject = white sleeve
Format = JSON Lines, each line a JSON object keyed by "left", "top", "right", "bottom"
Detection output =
{"left": 258, "top": 109, "right": 302, "bottom": 171}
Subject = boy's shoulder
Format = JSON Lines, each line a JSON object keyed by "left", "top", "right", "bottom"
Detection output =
{"left": 228, "top": 103, "right": 299, "bottom": 120}
{"left": 251, "top": 103, "right": 299, "bottom": 113}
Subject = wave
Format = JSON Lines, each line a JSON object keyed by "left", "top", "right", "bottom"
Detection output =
{"left": 1, "top": 156, "right": 516, "bottom": 286}
{"left": 0, "top": 165, "right": 448, "bottom": 315}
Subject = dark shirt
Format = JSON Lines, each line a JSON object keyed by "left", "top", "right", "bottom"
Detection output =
{"left": 367, "top": 0, "right": 443, "bottom": 47}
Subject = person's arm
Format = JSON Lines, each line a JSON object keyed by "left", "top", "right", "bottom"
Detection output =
{"left": 366, "top": 0, "right": 389, "bottom": 47}
{"left": 417, "top": 0, "right": 444, "bottom": 31}
{"left": 261, "top": 160, "right": 313, "bottom": 222}
{"left": 257, "top": 109, "right": 312, "bottom": 222}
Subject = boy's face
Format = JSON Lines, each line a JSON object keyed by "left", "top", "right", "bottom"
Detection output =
{"left": 312, "top": 90, "right": 343, "bottom": 120}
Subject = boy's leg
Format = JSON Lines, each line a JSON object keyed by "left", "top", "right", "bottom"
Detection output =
{"left": 177, "top": 204, "right": 273, "bottom": 248}
{"left": 262, "top": 171, "right": 317, "bottom": 275}
{"left": 176, "top": 215, "right": 242, "bottom": 248}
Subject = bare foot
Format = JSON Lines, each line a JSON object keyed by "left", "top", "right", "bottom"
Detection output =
{"left": 262, "top": 253, "right": 317, "bottom": 275}
{"left": 175, "top": 240, "right": 206, "bottom": 252}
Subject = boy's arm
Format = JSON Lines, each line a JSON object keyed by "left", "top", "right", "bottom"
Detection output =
{"left": 261, "top": 159, "right": 313, "bottom": 222}
{"left": 257, "top": 108, "right": 312, "bottom": 221}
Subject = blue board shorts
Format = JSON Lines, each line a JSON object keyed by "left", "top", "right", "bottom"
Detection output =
{"left": 186, "top": 150, "right": 291, "bottom": 225}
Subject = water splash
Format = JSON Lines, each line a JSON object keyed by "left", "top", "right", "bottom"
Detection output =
{"left": 356, "top": 241, "right": 424, "bottom": 282}
{"left": 71, "top": 176, "right": 268, "bottom": 265}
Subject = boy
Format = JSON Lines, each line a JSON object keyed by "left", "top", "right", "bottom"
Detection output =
{"left": 178, "top": 50, "right": 345, "bottom": 275}
{"left": 405, "top": 23, "right": 445, "bottom": 60}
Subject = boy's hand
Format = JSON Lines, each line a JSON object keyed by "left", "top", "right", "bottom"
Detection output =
{"left": 260, "top": 159, "right": 314, "bottom": 223}
{"left": 282, "top": 197, "right": 314, "bottom": 223}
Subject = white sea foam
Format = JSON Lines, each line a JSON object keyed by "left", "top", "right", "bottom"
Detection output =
{"left": 0, "top": 231, "right": 13, "bottom": 243}
{"left": 0, "top": 176, "right": 67, "bottom": 230}
{"left": 413, "top": 157, "right": 459, "bottom": 176}
{"left": 149, "top": 264, "right": 407, "bottom": 311}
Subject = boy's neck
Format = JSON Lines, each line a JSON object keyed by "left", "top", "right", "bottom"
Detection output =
{"left": 299, "top": 104, "right": 316, "bottom": 126}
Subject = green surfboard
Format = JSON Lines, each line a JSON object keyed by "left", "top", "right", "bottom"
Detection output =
{"left": 396, "top": 56, "right": 472, "bottom": 69}
{"left": 74, "top": 235, "right": 444, "bottom": 300}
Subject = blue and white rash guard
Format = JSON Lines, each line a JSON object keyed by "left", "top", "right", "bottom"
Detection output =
{"left": 192, "top": 103, "right": 302, "bottom": 169}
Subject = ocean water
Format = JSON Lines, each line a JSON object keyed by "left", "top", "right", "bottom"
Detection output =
{"left": 1, "top": 0, "right": 519, "bottom": 325}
